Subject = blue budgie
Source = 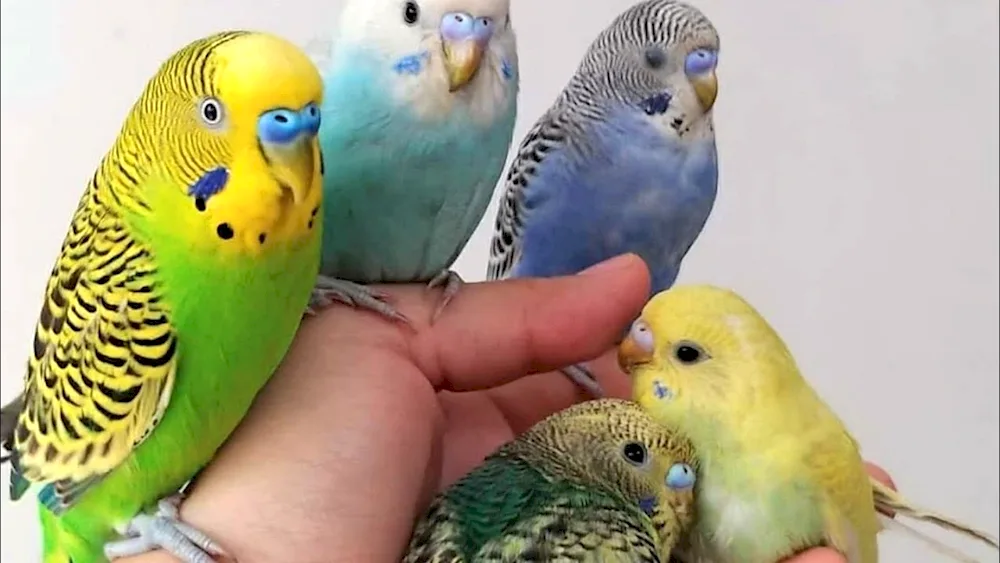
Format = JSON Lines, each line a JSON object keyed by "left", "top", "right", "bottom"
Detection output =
{"left": 487, "top": 0, "right": 721, "bottom": 397}
{"left": 308, "top": 0, "right": 519, "bottom": 323}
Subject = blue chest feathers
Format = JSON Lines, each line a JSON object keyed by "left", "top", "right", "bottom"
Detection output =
{"left": 514, "top": 107, "right": 718, "bottom": 293}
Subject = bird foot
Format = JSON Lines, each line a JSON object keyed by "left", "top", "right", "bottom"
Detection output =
{"left": 104, "top": 495, "right": 227, "bottom": 563}
{"left": 562, "top": 363, "right": 605, "bottom": 399}
{"left": 307, "top": 274, "right": 412, "bottom": 327}
{"left": 426, "top": 269, "right": 464, "bottom": 323}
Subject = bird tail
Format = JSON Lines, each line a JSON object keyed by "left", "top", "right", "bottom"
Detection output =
{"left": 878, "top": 514, "right": 981, "bottom": 563}
{"left": 0, "top": 392, "right": 24, "bottom": 464}
{"left": 872, "top": 477, "right": 999, "bottom": 550}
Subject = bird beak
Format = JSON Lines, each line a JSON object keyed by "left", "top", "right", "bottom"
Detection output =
{"left": 442, "top": 38, "right": 486, "bottom": 92}
{"left": 618, "top": 334, "right": 654, "bottom": 372}
{"left": 264, "top": 139, "right": 316, "bottom": 205}
{"left": 691, "top": 71, "right": 718, "bottom": 112}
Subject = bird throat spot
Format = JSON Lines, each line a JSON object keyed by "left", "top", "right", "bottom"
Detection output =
{"left": 188, "top": 167, "right": 240, "bottom": 242}
{"left": 640, "top": 92, "right": 672, "bottom": 116}
{"left": 216, "top": 223, "right": 234, "bottom": 240}
{"left": 393, "top": 51, "right": 429, "bottom": 75}
{"left": 652, "top": 380, "right": 673, "bottom": 401}
{"left": 188, "top": 167, "right": 230, "bottom": 206}
{"left": 308, "top": 205, "right": 318, "bottom": 230}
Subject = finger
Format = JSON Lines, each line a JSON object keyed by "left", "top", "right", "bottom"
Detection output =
{"left": 485, "top": 352, "right": 630, "bottom": 435}
{"left": 782, "top": 547, "right": 848, "bottom": 563}
{"left": 488, "top": 371, "right": 587, "bottom": 433}
{"left": 409, "top": 253, "right": 651, "bottom": 391}
{"left": 435, "top": 357, "right": 634, "bottom": 490}
{"left": 865, "top": 462, "right": 896, "bottom": 490}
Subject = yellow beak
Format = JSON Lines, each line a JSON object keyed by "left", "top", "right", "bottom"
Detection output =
{"left": 618, "top": 334, "right": 654, "bottom": 373}
{"left": 264, "top": 138, "right": 316, "bottom": 205}
{"left": 442, "top": 38, "right": 486, "bottom": 92}
{"left": 691, "top": 71, "right": 719, "bottom": 112}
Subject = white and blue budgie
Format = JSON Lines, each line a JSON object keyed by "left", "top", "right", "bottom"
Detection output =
{"left": 309, "top": 0, "right": 519, "bottom": 323}
{"left": 487, "top": 0, "right": 721, "bottom": 396}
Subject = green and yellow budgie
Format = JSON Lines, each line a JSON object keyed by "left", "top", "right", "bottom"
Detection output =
{"left": 618, "top": 284, "right": 999, "bottom": 563}
{"left": 403, "top": 398, "right": 699, "bottom": 562}
{"left": 0, "top": 31, "right": 324, "bottom": 563}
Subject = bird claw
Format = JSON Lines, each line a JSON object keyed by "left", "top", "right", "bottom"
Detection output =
{"left": 104, "top": 495, "right": 227, "bottom": 563}
{"left": 426, "top": 269, "right": 464, "bottom": 324}
{"left": 562, "top": 363, "right": 605, "bottom": 398}
{"left": 307, "top": 275, "right": 412, "bottom": 327}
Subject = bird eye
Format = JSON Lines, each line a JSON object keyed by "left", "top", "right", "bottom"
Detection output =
{"left": 402, "top": 0, "right": 420, "bottom": 24}
{"left": 628, "top": 319, "right": 655, "bottom": 355}
{"left": 673, "top": 341, "right": 708, "bottom": 364}
{"left": 644, "top": 46, "right": 666, "bottom": 69}
{"left": 199, "top": 98, "right": 224, "bottom": 126}
{"left": 621, "top": 442, "right": 649, "bottom": 466}
{"left": 665, "top": 462, "right": 696, "bottom": 489}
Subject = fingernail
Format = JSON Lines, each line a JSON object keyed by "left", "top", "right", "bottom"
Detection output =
{"left": 579, "top": 254, "right": 637, "bottom": 277}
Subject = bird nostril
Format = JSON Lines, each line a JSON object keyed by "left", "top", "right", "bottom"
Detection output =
{"left": 275, "top": 114, "right": 289, "bottom": 123}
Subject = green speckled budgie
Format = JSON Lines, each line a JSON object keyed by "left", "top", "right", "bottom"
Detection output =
{"left": 403, "top": 398, "right": 699, "bottom": 562}
{"left": 0, "top": 31, "right": 324, "bottom": 563}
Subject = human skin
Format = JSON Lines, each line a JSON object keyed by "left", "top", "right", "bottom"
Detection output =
{"left": 122, "top": 254, "right": 894, "bottom": 563}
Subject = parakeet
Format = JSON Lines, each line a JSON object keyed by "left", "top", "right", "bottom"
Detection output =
{"left": 486, "top": 0, "right": 721, "bottom": 397}
{"left": 403, "top": 398, "right": 698, "bottom": 562}
{"left": 0, "top": 31, "right": 325, "bottom": 563}
{"left": 307, "top": 0, "right": 519, "bottom": 323}
{"left": 618, "top": 284, "right": 1000, "bottom": 563}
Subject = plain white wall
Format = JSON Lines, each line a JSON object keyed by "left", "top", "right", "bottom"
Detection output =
{"left": 1, "top": 0, "right": 997, "bottom": 561}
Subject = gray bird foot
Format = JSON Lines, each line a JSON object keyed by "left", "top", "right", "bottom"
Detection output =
{"left": 562, "top": 363, "right": 605, "bottom": 398}
{"left": 426, "top": 269, "right": 464, "bottom": 323}
{"left": 307, "top": 274, "right": 412, "bottom": 327}
{"left": 104, "top": 495, "right": 227, "bottom": 563}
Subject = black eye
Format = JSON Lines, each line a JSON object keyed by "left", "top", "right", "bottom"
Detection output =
{"left": 402, "top": 1, "right": 419, "bottom": 24}
{"left": 621, "top": 442, "right": 648, "bottom": 466}
{"left": 644, "top": 46, "right": 666, "bottom": 69}
{"left": 199, "top": 98, "right": 223, "bottom": 125}
{"left": 674, "top": 341, "right": 708, "bottom": 364}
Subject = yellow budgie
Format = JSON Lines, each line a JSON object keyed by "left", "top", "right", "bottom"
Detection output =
{"left": 618, "top": 284, "right": 998, "bottom": 563}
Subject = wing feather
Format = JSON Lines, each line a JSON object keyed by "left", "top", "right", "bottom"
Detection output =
{"left": 803, "top": 423, "right": 879, "bottom": 563}
{"left": 8, "top": 184, "right": 177, "bottom": 513}
{"left": 486, "top": 108, "right": 569, "bottom": 281}
{"left": 474, "top": 497, "right": 663, "bottom": 562}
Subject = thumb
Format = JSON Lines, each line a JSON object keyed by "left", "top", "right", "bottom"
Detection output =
{"left": 412, "top": 253, "right": 651, "bottom": 391}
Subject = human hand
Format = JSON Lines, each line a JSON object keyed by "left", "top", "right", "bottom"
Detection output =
{"left": 125, "top": 254, "right": 652, "bottom": 563}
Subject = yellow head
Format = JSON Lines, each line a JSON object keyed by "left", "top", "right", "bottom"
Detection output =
{"left": 114, "top": 31, "right": 325, "bottom": 254}
{"left": 506, "top": 399, "right": 698, "bottom": 555}
{"left": 618, "top": 285, "right": 808, "bottom": 439}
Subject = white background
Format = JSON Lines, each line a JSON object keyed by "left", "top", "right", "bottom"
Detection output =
{"left": 1, "top": 0, "right": 997, "bottom": 561}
